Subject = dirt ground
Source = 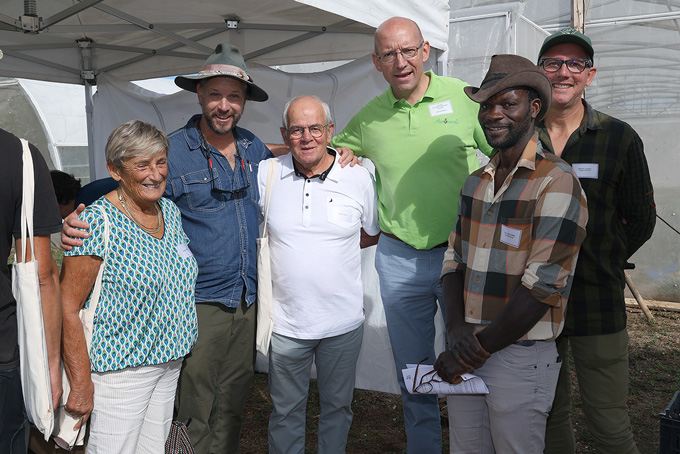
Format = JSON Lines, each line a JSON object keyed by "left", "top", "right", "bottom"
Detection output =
{"left": 28, "top": 307, "right": 678, "bottom": 454}
{"left": 239, "top": 307, "right": 680, "bottom": 454}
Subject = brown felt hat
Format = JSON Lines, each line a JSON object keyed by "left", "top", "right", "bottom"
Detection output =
{"left": 464, "top": 54, "right": 552, "bottom": 121}
{"left": 175, "top": 43, "right": 268, "bottom": 102}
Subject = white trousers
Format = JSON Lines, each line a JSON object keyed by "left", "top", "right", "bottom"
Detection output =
{"left": 87, "top": 358, "right": 183, "bottom": 454}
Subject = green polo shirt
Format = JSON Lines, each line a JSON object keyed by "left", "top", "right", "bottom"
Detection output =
{"left": 332, "top": 71, "right": 492, "bottom": 250}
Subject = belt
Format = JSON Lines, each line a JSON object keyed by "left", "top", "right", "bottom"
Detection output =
{"left": 381, "top": 231, "right": 448, "bottom": 250}
{"left": 513, "top": 340, "right": 537, "bottom": 347}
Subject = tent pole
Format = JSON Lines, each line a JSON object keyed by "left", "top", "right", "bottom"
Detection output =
{"left": 85, "top": 83, "right": 96, "bottom": 182}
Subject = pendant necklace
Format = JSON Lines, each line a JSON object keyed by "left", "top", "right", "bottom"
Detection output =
{"left": 117, "top": 188, "right": 163, "bottom": 234}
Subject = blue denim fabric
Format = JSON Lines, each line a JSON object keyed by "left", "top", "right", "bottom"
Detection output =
{"left": 165, "top": 115, "right": 272, "bottom": 308}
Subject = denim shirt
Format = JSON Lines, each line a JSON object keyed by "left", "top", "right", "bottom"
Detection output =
{"left": 165, "top": 114, "right": 272, "bottom": 308}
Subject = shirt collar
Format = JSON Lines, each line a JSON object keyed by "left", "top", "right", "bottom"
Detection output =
{"left": 387, "top": 70, "right": 436, "bottom": 107}
{"left": 283, "top": 147, "right": 338, "bottom": 181}
{"left": 484, "top": 132, "right": 540, "bottom": 176}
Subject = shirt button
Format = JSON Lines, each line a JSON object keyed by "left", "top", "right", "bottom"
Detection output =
{"left": 307, "top": 180, "right": 311, "bottom": 183}
{"left": 305, "top": 193, "right": 309, "bottom": 196}
{"left": 305, "top": 206, "right": 309, "bottom": 209}
{"left": 487, "top": 210, "right": 492, "bottom": 215}
{"left": 475, "top": 276, "right": 480, "bottom": 282}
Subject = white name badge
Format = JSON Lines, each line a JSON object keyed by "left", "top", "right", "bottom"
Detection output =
{"left": 500, "top": 224, "right": 522, "bottom": 249}
{"left": 428, "top": 100, "right": 454, "bottom": 117}
{"left": 572, "top": 163, "right": 599, "bottom": 179}
{"left": 176, "top": 243, "right": 194, "bottom": 259}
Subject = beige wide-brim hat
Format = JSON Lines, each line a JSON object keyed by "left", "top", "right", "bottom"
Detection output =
{"left": 464, "top": 54, "right": 552, "bottom": 122}
{"left": 175, "top": 43, "right": 268, "bottom": 102}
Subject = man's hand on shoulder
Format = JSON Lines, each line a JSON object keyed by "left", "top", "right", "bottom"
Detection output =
{"left": 60, "top": 204, "right": 89, "bottom": 251}
{"left": 336, "top": 146, "right": 361, "bottom": 168}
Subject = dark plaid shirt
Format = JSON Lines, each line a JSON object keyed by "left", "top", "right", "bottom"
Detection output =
{"left": 536, "top": 101, "right": 656, "bottom": 336}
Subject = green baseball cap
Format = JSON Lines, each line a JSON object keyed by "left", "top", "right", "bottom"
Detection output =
{"left": 538, "top": 27, "right": 594, "bottom": 62}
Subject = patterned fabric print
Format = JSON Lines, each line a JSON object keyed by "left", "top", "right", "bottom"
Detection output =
{"left": 537, "top": 101, "right": 656, "bottom": 336}
{"left": 442, "top": 136, "right": 588, "bottom": 341}
{"left": 64, "top": 197, "right": 198, "bottom": 372}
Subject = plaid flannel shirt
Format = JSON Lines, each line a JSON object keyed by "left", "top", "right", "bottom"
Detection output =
{"left": 442, "top": 135, "right": 588, "bottom": 341}
{"left": 537, "top": 101, "right": 656, "bottom": 336}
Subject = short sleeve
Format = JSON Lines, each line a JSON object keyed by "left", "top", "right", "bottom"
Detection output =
{"left": 63, "top": 204, "right": 107, "bottom": 259}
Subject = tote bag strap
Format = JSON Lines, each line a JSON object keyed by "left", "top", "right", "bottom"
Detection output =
{"left": 80, "top": 205, "right": 110, "bottom": 351}
{"left": 261, "top": 160, "right": 277, "bottom": 238}
{"left": 18, "top": 139, "right": 35, "bottom": 264}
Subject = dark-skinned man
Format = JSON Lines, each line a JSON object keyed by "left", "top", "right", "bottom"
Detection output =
{"left": 434, "top": 54, "right": 588, "bottom": 453}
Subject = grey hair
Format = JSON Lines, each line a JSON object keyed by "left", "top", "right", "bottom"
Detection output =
{"left": 281, "top": 95, "right": 333, "bottom": 129}
{"left": 105, "top": 120, "right": 169, "bottom": 168}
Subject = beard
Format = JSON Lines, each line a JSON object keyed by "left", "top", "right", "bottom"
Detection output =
{"left": 482, "top": 105, "right": 534, "bottom": 149}
{"left": 202, "top": 105, "right": 243, "bottom": 136}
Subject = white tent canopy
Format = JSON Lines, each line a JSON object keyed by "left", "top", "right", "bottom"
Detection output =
{"left": 0, "top": 0, "right": 449, "bottom": 84}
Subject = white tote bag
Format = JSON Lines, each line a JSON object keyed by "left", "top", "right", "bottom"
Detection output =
{"left": 53, "top": 205, "right": 110, "bottom": 451}
{"left": 255, "top": 160, "right": 277, "bottom": 356}
{"left": 13, "top": 138, "right": 54, "bottom": 439}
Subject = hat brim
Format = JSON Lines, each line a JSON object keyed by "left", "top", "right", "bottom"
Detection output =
{"left": 174, "top": 74, "right": 269, "bottom": 102}
{"left": 464, "top": 71, "right": 552, "bottom": 122}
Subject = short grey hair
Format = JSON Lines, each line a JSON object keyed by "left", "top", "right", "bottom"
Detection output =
{"left": 282, "top": 95, "right": 333, "bottom": 129}
{"left": 105, "top": 120, "right": 169, "bottom": 168}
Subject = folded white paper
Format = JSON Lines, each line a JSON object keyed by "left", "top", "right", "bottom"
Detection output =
{"left": 402, "top": 363, "right": 489, "bottom": 395}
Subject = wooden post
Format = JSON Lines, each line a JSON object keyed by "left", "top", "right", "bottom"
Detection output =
{"left": 625, "top": 272, "right": 654, "bottom": 322}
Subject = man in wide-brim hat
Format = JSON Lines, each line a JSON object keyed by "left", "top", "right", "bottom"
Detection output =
{"left": 434, "top": 53, "right": 588, "bottom": 453}
{"left": 63, "top": 43, "right": 270, "bottom": 454}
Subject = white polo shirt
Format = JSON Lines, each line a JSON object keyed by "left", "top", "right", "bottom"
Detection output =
{"left": 257, "top": 149, "right": 379, "bottom": 340}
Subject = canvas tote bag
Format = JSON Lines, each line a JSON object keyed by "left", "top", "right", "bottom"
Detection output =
{"left": 255, "top": 160, "right": 277, "bottom": 356}
{"left": 53, "top": 205, "right": 110, "bottom": 451}
{"left": 13, "top": 138, "right": 54, "bottom": 439}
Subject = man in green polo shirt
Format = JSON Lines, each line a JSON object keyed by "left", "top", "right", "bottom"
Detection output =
{"left": 331, "top": 16, "right": 492, "bottom": 453}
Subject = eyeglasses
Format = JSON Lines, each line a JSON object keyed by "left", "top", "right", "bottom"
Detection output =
{"left": 539, "top": 58, "right": 593, "bottom": 74}
{"left": 286, "top": 124, "right": 328, "bottom": 139}
{"left": 377, "top": 42, "right": 425, "bottom": 63}
{"left": 412, "top": 357, "right": 443, "bottom": 394}
{"left": 197, "top": 124, "right": 250, "bottom": 195}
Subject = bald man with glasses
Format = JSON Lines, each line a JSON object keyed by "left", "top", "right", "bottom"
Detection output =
{"left": 331, "top": 16, "right": 493, "bottom": 453}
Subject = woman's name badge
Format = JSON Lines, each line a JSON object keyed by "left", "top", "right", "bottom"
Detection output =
{"left": 572, "top": 163, "right": 599, "bottom": 179}
{"left": 176, "top": 243, "right": 193, "bottom": 259}
{"left": 500, "top": 224, "right": 522, "bottom": 248}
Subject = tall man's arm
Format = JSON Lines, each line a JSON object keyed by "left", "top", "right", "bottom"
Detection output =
{"left": 618, "top": 131, "right": 656, "bottom": 257}
{"left": 15, "top": 235, "right": 63, "bottom": 409}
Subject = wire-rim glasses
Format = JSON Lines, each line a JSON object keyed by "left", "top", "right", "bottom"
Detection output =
{"left": 286, "top": 124, "right": 329, "bottom": 139}
{"left": 539, "top": 58, "right": 592, "bottom": 74}
{"left": 412, "top": 357, "right": 443, "bottom": 394}
{"left": 197, "top": 123, "right": 250, "bottom": 195}
{"left": 377, "top": 41, "right": 425, "bottom": 63}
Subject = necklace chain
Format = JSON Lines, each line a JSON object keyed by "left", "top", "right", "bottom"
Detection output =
{"left": 117, "top": 188, "right": 163, "bottom": 234}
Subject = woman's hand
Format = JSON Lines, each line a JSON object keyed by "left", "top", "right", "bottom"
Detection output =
{"left": 65, "top": 378, "right": 94, "bottom": 430}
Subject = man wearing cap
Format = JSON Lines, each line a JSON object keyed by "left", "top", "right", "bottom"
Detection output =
{"left": 330, "top": 17, "right": 494, "bottom": 452}
{"left": 434, "top": 54, "right": 588, "bottom": 453}
{"left": 536, "top": 29, "right": 656, "bottom": 454}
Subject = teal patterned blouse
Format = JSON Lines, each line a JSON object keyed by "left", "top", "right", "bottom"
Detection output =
{"left": 65, "top": 197, "right": 198, "bottom": 372}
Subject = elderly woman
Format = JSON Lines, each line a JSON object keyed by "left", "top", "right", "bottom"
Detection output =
{"left": 60, "top": 120, "right": 197, "bottom": 453}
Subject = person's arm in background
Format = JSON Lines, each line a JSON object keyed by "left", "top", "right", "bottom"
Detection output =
{"left": 15, "top": 235, "right": 62, "bottom": 409}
